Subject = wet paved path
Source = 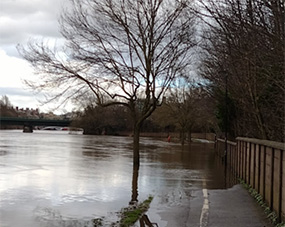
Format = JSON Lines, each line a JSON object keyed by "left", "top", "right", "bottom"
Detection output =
{"left": 206, "top": 185, "right": 272, "bottom": 227}
{"left": 143, "top": 183, "right": 273, "bottom": 227}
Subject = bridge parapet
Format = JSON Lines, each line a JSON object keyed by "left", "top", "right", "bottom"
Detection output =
{"left": 0, "top": 117, "right": 72, "bottom": 132}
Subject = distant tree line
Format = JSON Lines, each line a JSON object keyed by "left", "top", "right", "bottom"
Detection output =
{"left": 72, "top": 81, "right": 217, "bottom": 145}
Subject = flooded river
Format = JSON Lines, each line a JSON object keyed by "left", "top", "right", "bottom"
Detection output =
{"left": 0, "top": 130, "right": 236, "bottom": 227}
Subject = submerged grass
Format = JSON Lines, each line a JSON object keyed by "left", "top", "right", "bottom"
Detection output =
{"left": 120, "top": 196, "right": 153, "bottom": 227}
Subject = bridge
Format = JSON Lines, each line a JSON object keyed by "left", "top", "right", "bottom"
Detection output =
{"left": 0, "top": 117, "right": 72, "bottom": 132}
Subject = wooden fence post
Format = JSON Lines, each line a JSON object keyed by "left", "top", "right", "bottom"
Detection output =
{"left": 220, "top": 137, "right": 285, "bottom": 222}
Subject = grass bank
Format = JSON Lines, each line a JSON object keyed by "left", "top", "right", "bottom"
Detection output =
{"left": 239, "top": 179, "right": 284, "bottom": 227}
{"left": 120, "top": 196, "right": 153, "bottom": 227}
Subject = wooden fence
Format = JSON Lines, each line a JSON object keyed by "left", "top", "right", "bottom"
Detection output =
{"left": 216, "top": 137, "right": 285, "bottom": 222}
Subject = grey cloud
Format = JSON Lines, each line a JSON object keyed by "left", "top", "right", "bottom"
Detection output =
{"left": 0, "top": 0, "right": 66, "bottom": 56}
{"left": 0, "top": 87, "right": 43, "bottom": 109}
{"left": 0, "top": 87, "right": 34, "bottom": 97}
{"left": 1, "top": 0, "right": 63, "bottom": 19}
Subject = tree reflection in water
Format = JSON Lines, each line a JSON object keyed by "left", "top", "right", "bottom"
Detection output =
{"left": 139, "top": 214, "right": 159, "bottom": 227}
{"left": 129, "top": 166, "right": 158, "bottom": 227}
{"left": 130, "top": 165, "right": 139, "bottom": 205}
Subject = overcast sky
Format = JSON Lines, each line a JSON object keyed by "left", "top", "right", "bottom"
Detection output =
{"left": 0, "top": 0, "right": 69, "bottom": 113}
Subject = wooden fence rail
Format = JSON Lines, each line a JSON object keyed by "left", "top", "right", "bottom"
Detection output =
{"left": 216, "top": 137, "right": 285, "bottom": 222}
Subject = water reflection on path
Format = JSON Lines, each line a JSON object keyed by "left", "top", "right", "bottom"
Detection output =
{"left": 0, "top": 130, "right": 236, "bottom": 227}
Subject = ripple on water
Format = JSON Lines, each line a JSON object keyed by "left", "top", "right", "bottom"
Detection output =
{"left": 33, "top": 206, "right": 97, "bottom": 227}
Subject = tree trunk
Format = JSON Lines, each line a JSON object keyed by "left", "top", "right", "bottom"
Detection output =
{"left": 133, "top": 123, "right": 141, "bottom": 167}
{"left": 188, "top": 128, "right": 192, "bottom": 144}
{"left": 180, "top": 130, "right": 185, "bottom": 146}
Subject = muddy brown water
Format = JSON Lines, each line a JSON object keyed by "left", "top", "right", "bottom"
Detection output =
{"left": 0, "top": 130, "right": 236, "bottom": 226}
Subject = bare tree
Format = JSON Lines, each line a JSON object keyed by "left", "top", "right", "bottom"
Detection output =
{"left": 165, "top": 81, "right": 199, "bottom": 145}
{"left": 196, "top": 0, "right": 285, "bottom": 141}
{"left": 0, "top": 95, "right": 17, "bottom": 118}
{"left": 18, "top": 0, "right": 196, "bottom": 166}
{"left": 166, "top": 82, "right": 216, "bottom": 144}
{"left": 0, "top": 95, "right": 13, "bottom": 108}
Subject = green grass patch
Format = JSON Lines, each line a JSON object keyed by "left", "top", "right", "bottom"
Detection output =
{"left": 120, "top": 196, "right": 153, "bottom": 227}
{"left": 239, "top": 179, "right": 284, "bottom": 227}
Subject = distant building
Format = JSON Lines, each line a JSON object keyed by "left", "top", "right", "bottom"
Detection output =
{"left": 14, "top": 106, "right": 40, "bottom": 118}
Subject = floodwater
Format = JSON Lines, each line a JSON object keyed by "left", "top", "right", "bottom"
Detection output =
{"left": 0, "top": 130, "right": 236, "bottom": 227}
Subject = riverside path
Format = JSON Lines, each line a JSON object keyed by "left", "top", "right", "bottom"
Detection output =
{"left": 140, "top": 183, "right": 273, "bottom": 227}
